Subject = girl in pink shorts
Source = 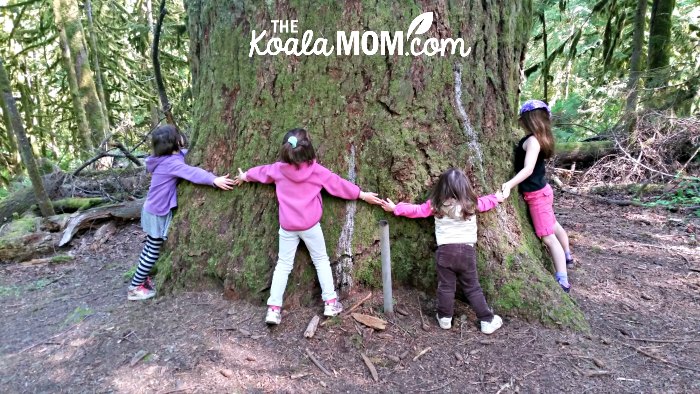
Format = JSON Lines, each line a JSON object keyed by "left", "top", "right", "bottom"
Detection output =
{"left": 501, "top": 100, "right": 574, "bottom": 292}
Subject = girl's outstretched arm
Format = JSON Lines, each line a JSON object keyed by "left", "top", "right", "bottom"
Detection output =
{"left": 501, "top": 137, "right": 541, "bottom": 198}
{"left": 477, "top": 194, "right": 503, "bottom": 212}
{"left": 234, "top": 164, "right": 277, "bottom": 185}
{"left": 382, "top": 198, "right": 433, "bottom": 218}
{"left": 171, "top": 163, "right": 235, "bottom": 190}
{"left": 318, "top": 165, "right": 382, "bottom": 205}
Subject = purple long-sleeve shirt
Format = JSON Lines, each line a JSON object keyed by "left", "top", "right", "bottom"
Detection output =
{"left": 143, "top": 150, "right": 217, "bottom": 216}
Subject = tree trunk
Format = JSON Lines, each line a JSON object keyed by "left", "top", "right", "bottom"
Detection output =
{"left": 625, "top": 0, "right": 647, "bottom": 136}
{"left": 84, "top": 0, "right": 110, "bottom": 131}
{"left": 0, "top": 59, "right": 55, "bottom": 217}
{"left": 55, "top": 17, "right": 94, "bottom": 156}
{"left": 164, "top": 0, "right": 585, "bottom": 328}
{"left": 646, "top": 0, "right": 676, "bottom": 92}
{"left": 53, "top": 0, "right": 108, "bottom": 145}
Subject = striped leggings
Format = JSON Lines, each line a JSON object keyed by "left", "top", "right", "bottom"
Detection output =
{"left": 130, "top": 236, "right": 164, "bottom": 287}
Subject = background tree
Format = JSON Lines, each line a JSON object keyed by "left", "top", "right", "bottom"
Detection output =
{"left": 0, "top": 58, "right": 54, "bottom": 217}
{"left": 160, "top": 0, "right": 585, "bottom": 327}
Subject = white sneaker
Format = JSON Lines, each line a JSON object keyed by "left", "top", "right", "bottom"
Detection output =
{"left": 436, "top": 314, "right": 452, "bottom": 330}
{"left": 480, "top": 314, "right": 502, "bottom": 334}
{"left": 265, "top": 308, "right": 281, "bottom": 325}
{"left": 127, "top": 284, "right": 156, "bottom": 301}
{"left": 323, "top": 300, "right": 343, "bottom": 317}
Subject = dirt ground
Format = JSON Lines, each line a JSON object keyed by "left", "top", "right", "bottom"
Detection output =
{"left": 1, "top": 193, "right": 699, "bottom": 393}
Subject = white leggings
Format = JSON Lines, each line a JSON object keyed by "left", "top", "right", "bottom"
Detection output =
{"left": 267, "top": 223, "right": 338, "bottom": 307}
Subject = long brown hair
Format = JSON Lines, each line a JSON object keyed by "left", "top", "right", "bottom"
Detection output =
{"left": 519, "top": 109, "right": 555, "bottom": 159}
{"left": 278, "top": 128, "right": 316, "bottom": 168}
{"left": 430, "top": 168, "right": 478, "bottom": 220}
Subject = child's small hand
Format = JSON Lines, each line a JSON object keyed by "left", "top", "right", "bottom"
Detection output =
{"left": 381, "top": 198, "right": 397, "bottom": 212}
{"left": 214, "top": 174, "right": 235, "bottom": 190}
{"left": 359, "top": 191, "right": 382, "bottom": 205}
{"left": 233, "top": 168, "right": 247, "bottom": 186}
{"left": 495, "top": 191, "right": 505, "bottom": 202}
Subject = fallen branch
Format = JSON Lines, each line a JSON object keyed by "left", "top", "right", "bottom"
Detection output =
{"left": 412, "top": 347, "right": 431, "bottom": 362}
{"left": 59, "top": 199, "right": 143, "bottom": 246}
{"left": 320, "top": 291, "right": 372, "bottom": 326}
{"left": 626, "top": 337, "right": 700, "bottom": 344}
{"left": 305, "top": 348, "right": 332, "bottom": 377}
{"left": 360, "top": 352, "right": 379, "bottom": 382}
{"left": 621, "top": 342, "right": 700, "bottom": 373}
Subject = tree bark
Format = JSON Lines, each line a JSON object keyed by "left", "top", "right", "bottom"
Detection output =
{"left": 165, "top": 0, "right": 585, "bottom": 328}
{"left": 53, "top": 0, "right": 108, "bottom": 145}
{"left": 0, "top": 58, "right": 55, "bottom": 217}
{"left": 55, "top": 14, "right": 94, "bottom": 156}
{"left": 84, "top": 0, "right": 110, "bottom": 130}
{"left": 646, "top": 0, "right": 676, "bottom": 92}
{"left": 625, "top": 0, "right": 647, "bottom": 136}
{"left": 553, "top": 141, "right": 615, "bottom": 165}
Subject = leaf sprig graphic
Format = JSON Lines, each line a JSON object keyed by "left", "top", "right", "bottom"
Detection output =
{"left": 407, "top": 12, "right": 434, "bottom": 38}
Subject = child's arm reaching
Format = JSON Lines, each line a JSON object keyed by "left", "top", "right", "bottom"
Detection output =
{"left": 233, "top": 164, "right": 276, "bottom": 185}
{"left": 317, "top": 165, "right": 382, "bottom": 205}
{"left": 381, "top": 198, "right": 433, "bottom": 218}
{"left": 171, "top": 163, "right": 235, "bottom": 190}
{"left": 477, "top": 192, "right": 504, "bottom": 212}
{"left": 502, "top": 137, "right": 540, "bottom": 198}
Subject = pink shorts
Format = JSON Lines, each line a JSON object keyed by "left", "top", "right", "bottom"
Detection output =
{"left": 522, "top": 184, "right": 556, "bottom": 237}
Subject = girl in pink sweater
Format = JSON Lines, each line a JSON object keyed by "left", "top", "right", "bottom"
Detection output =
{"left": 381, "top": 168, "right": 504, "bottom": 334}
{"left": 234, "top": 128, "right": 382, "bottom": 325}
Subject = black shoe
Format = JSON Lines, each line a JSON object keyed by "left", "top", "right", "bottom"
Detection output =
{"left": 565, "top": 258, "right": 574, "bottom": 268}
{"left": 559, "top": 282, "right": 571, "bottom": 293}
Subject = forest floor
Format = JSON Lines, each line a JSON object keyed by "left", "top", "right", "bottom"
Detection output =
{"left": 1, "top": 193, "right": 699, "bottom": 393}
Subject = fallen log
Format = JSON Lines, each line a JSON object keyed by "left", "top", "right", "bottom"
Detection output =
{"left": 553, "top": 141, "right": 615, "bottom": 165}
{"left": 0, "top": 172, "right": 65, "bottom": 223}
{"left": 59, "top": 199, "right": 143, "bottom": 246}
{"left": 0, "top": 232, "right": 59, "bottom": 263}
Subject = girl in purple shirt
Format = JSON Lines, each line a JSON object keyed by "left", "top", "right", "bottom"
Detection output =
{"left": 128, "top": 125, "right": 235, "bottom": 301}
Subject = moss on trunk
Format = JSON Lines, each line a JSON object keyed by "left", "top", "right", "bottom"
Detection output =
{"left": 162, "top": 0, "right": 586, "bottom": 330}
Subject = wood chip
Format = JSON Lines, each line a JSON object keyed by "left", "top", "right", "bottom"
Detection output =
{"left": 220, "top": 369, "right": 233, "bottom": 378}
{"left": 387, "top": 355, "right": 400, "bottom": 363}
{"left": 360, "top": 352, "right": 379, "bottom": 381}
{"left": 377, "top": 333, "right": 393, "bottom": 340}
{"left": 239, "top": 328, "right": 251, "bottom": 336}
{"left": 395, "top": 306, "right": 409, "bottom": 316}
{"left": 592, "top": 358, "right": 606, "bottom": 369}
{"left": 413, "top": 347, "right": 431, "bottom": 361}
{"left": 351, "top": 313, "right": 387, "bottom": 330}
{"left": 245, "top": 356, "right": 256, "bottom": 362}
{"left": 454, "top": 352, "right": 463, "bottom": 362}
{"left": 399, "top": 350, "right": 410, "bottom": 360}
{"left": 304, "top": 315, "right": 320, "bottom": 338}
{"left": 290, "top": 372, "right": 310, "bottom": 380}
{"left": 641, "top": 293, "right": 653, "bottom": 300}
{"left": 129, "top": 350, "right": 148, "bottom": 366}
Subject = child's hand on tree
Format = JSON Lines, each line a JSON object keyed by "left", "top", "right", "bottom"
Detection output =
{"left": 359, "top": 191, "right": 382, "bottom": 205}
{"left": 214, "top": 174, "right": 236, "bottom": 190}
{"left": 495, "top": 191, "right": 505, "bottom": 202}
{"left": 233, "top": 168, "right": 247, "bottom": 186}
{"left": 500, "top": 182, "right": 512, "bottom": 199}
{"left": 381, "top": 198, "right": 397, "bottom": 212}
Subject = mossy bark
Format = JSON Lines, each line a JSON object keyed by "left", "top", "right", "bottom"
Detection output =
{"left": 646, "top": 0, "right": 676, "bottom": 92}
{"left": 164, "top": 0, "right": 586, "bottom": 329}
{"left": 52, "top": 0, "right": 107, "bottom": 145}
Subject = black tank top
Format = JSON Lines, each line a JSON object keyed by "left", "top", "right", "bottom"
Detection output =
{"left": 514, "top": 135, "right": 547, "bottom": 193}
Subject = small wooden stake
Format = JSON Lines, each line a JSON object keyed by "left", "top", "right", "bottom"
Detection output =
{"left": 304, "top": 315, "right": 320, "bottom": 338}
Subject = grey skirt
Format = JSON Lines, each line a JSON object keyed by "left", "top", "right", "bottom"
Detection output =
{"left": 141, "top": 208, "right": 173, "bottom": 239}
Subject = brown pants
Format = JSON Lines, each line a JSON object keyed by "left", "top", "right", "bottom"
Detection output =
{"left": 435, "top": 243, "right": 494, "bottom": 322}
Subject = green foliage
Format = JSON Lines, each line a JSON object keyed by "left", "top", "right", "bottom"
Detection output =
{"left": 643, "top": 180, "right": 700, "bottom": 211}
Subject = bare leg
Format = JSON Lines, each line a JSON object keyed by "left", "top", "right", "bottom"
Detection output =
{"left": 542, "top": 234, "right": 567, "bottom": 274}
{"left": 553, "top": 222, "right": 571, "bottom": 254}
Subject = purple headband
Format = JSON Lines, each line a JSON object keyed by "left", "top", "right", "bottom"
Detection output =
{"left": 519, "top": 100, "right": 551, "bottom": 118}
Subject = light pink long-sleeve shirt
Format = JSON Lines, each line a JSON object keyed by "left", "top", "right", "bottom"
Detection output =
{"left": 393, "top": 195, "right": 499, "bottom": 245}
{"left": 245, "top": 160, "right": 361, "bottom": 231}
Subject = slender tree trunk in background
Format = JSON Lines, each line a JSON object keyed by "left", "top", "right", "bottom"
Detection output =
{"left": 1, "top": 98, "right": 20, "bottom": 171}
{"left": 162, "top": 1, "right": 585, "bottom": 328}
{"left": 646, "top": 0, "right": 676, "bottom": 93}
{"left": 146, "top": 0, "right": 161, "bottom": 128}
{"left": 55, "top": 22, "right": 94, "bottom": 157}
{"left": 541, "top": 11, "right": 549, "bottom": 102}
{"left": 53, "top": 0, "right": 108, "bottom": 145}
{"left": 625, "top": 0, "right": 647, "bottom": 136}
{"left": 0, "top": 59, "right": 55, "bottom": 217}
{"left": 85, "top": 0, "right": 110, "bottom": 131}
{"left": 152, "top": 0, "right": 176, "bottom": 128}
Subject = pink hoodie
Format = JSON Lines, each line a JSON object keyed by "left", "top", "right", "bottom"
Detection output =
{"left": 245, "top": 160, "right": 361, "bottom": 231}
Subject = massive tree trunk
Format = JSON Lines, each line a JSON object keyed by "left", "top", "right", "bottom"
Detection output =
{"left": 646, "top": 0, "right": 676, "bottom": 92}
{"left": 163, "top": 1, "right": 585, "bottom": 328}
